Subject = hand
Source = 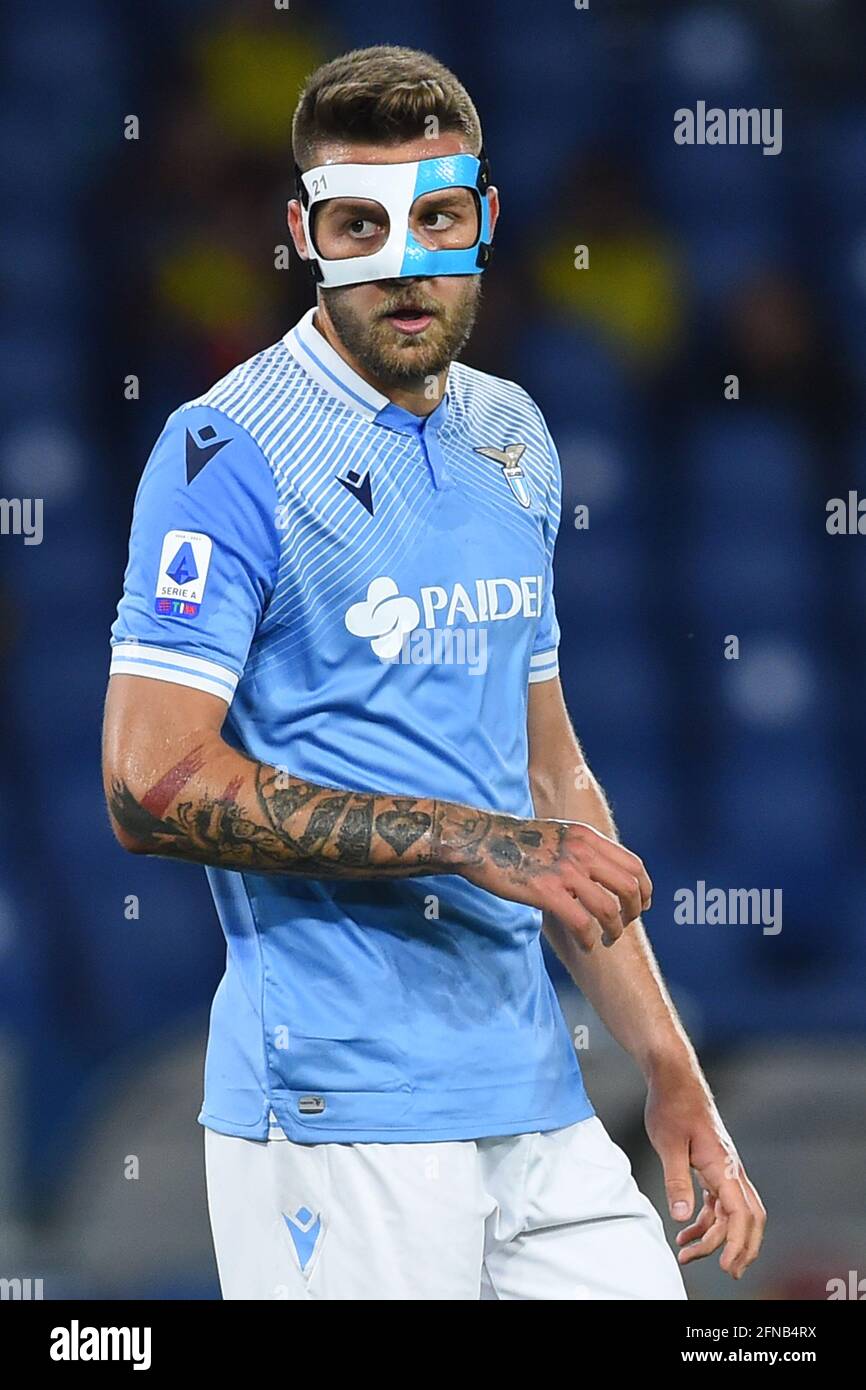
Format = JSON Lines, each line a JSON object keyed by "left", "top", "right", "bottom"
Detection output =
{"left": 645, "top": 1066, "right": 767, "bottom": 1280}
{"left": 440, "top": 808, "right": 652, "bottom": 952}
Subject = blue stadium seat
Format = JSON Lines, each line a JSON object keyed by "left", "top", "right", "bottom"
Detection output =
{"left": 678, "top": 534, "right": 820, "bottom": 626}
{"left": 559, "top": 632, "right": 672, "bottom": 749}
{"left": 680, "top": 408, "right": 811, "bottom": 526}
{"left": 558, "top": 429, "right": 645, "bottom": 526}
{"left": 639, "top": 7, "right": 785, "bottom": 227}
{"left": 680, "top": 220, "right": 791, "bottom": 305}
{"left": 323, "top": 0, "right": 452, "bottom": 56}
{"left": 0, "top": 330, "right": 87, "bottom": 412}
{"left": 824, "top": 228, "right": 866, "bottom": 377}
{"left": 706, "top": 739, "right": 843, "bottom": 866}
{"left": 643, "top": 129, "right": 783, "bottom": 227}
{"left": 39, "top": 770, "right": 223, "bottom": 1050}
{"left": 555, "top": 531, "right": 648, "bottom": 621}
{"left": 516, "top": 321, "right": 641, "bottom": 440}
{"left": 813, "top": 111, "right": 866, "bottom": 224}
{"left": 1, "top": 227, "right": 85, "bottom": 320}
{"left": 590, "top": 753, "right": 684, "bottom": 870}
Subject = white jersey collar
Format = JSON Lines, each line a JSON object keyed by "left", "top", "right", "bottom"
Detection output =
{"left": 283, "top": 307, "right": 390, "bottom": 420}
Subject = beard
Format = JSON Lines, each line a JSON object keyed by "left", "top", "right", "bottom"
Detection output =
{"left": 320, "top": 277, "right": 482, "bottom": 388}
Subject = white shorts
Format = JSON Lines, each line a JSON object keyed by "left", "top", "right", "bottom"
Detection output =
{"left": 204, "top": 1113, "right": 687, "bottom": 1300}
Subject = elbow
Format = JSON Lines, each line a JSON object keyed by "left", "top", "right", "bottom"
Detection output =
{"left": 103, "top": 761, "right": 150, "bottom": 856}
{"left": 110, "top": 818, "right": 148, "bottom": 856}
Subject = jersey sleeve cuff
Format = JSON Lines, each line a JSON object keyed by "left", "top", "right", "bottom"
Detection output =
{"left": 109, "top": 641, "right": 239, "bottom": 705}
{"left": 529, "top": 648, "right": 559, "bottom": 683}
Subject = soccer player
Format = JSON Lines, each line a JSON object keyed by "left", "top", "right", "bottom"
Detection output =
{"left": 102, "top": 45, "right": 765, "bottom": 1300}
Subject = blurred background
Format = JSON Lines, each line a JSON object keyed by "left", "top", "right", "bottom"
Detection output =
{"left": 1, "top": 0, "right": 865, "bottom": 1300}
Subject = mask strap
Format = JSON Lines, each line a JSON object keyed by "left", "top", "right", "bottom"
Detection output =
{"left": 475, "top": 146, "right": 494, "bottom": 270}
{"left": 294, "top": 162, "right": 324, "bottom": 284}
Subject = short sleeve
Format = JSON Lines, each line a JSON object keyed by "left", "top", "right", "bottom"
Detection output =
{"left": 529, "top": 407, "right": 562, "bottom": 685}
{"left": 110, "top": 404, "right": 279, "bottom": 705}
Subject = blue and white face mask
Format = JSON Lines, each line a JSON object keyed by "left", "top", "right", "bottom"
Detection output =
{"left": 294, "top": 151, "right": 494, "bottom": 288}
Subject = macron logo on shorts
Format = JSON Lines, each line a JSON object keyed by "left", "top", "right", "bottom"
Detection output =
{"left": 283, "top": 1207, "right": 322, "bottom": 1272}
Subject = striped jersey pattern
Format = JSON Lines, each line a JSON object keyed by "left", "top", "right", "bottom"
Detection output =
{"left": 109, "top": 307, "right": 593, "bottom": 1144}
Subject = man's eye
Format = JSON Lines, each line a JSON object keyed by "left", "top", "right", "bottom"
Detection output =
{"left": 422, "top": 211, "right": 456, "bottom": 231}
{"left": 346, "top": 218, "right": 380, "bottom": 238}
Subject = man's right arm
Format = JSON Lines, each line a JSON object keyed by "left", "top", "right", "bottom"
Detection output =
{"left": 102, "top": 674, "right": 651, "bottom": 952}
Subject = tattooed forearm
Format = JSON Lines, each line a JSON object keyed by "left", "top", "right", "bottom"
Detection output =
{"left": 430, "top": 803, "right": 557, "bottom": 876}
{"left": 109, "top": 750, "right": 439, "bottom": 877}
{"left": 255, "top": 769, "right": 433, "bottom": 868}
{"left": 108, "top": 774, "right": 289, "bottom": 869}
{"left": 106, "top": 743, "right": 563, "bottom": 883}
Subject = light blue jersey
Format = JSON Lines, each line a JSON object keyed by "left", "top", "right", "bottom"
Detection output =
{"left": 110, "top": 308, "right": 594, "bottom": 1142}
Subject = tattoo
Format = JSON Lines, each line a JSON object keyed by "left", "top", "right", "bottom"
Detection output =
{"left": 431, "top": 806, "right": 493, "bottom": 865}
{"left": 109, "top": 756, "right": 436, "bottom": 877}
{"left": 140, "top": 744, "right": 205, "bottom": 817}
{"left": 108, "top": 752, "right": 563, "bottom": 884}
{"left": 488, "top": 836, "right": 523, "bottom": 870}
{"left": 431, "top": 803, "right": 566, "bottom": 886}
{"left": 109, "top": 774, "right": 287, "bottom": 869}
{"left": 375, "top": 800, "right": 433, "bottom": 857}
{"left": 336, "top": 801, "right": 374, "bottom": 866}
{"left": 517, "top": 829, "right": 543, "bottom": 848}
{"left": 219, "top": 775, "right": 244, "bottom": 804}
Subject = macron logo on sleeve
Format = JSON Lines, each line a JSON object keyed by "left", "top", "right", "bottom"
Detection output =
{"left": 185, "top": 424, "right": 230, "bottom": 483}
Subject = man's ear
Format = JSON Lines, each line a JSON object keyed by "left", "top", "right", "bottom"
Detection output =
{"left": 287, "top": 199, "right": 309, "bottom": 260}
{"left": 486, "top": 185, "right": 501, "bottom": 241}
